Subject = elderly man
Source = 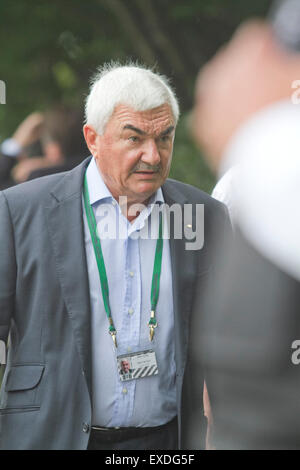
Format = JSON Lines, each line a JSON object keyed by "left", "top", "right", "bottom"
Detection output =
{"left": 0, "top": 63, "right": 229, "bottom": 450}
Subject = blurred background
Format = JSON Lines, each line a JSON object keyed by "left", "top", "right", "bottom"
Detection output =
{"left": 0, "top": 0, "right": 272, "bottom": 193}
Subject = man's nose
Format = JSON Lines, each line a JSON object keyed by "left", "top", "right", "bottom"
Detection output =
{"left": 141, "top": 139, "right": 161, "bottom": 166}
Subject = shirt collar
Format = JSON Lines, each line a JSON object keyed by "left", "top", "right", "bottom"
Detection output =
{"left": 85, "top": 156, "right": 165, "bottom": 206}
{"left": 85, "top": 156, "right": 112, "bottom": 205}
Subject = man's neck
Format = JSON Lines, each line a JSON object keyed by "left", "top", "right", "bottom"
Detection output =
{"left": 118, "top": 196, "right": 152, "bottom": 223}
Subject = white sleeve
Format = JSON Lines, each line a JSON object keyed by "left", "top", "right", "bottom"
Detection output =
{"left": 221, "top": 100, "right": 300, "bottom": 281}
{"left": 211, "top": 167, "right": 237, "bottom": 224}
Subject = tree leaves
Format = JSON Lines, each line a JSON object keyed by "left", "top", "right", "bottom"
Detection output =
{"left": 0, "top": 0, "right": 271, "bottom": 187}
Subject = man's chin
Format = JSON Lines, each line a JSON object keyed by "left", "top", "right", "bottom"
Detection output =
{"left": 136, "top": 180, "right": 161, "bottom": 195}
{"left": 124, "top": 184, "right": 158, "bottom": 205}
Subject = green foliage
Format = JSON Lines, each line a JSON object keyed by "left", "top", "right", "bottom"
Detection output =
{"left": 0, "top": 0, "right": 272, "bottom": 187}
{"left": 170, "top": 113, "right": 215, "bottom": 194}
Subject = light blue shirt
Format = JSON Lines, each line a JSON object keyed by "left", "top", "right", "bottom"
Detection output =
{"left": 83, "top": 157, "right": 177, "bottom": 427}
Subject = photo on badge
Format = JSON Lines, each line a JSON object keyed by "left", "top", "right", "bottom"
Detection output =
{"left": 117, "top": 349, "right": 159, "bottom": 382}
{"left": 118, "top": 357, "right": 134, "bottom": 382}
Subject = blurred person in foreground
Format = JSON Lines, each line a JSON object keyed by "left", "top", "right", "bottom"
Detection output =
{"left": 0, "top": 106, "right": 87, "bottom": 189}
{"left": 188, "top": 0, "right": 300, "bottom": 450}
{"left": 0, "top": 63, "right": 230, "bottom": 450}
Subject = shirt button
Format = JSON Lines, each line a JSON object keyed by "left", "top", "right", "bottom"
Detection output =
{"left": 82, "top": 423, "right": 90, "bottom": 433}
{"left": 129, "top": 271, "right": 134, "bottom": 278}
{"left": 112, "top": 200, "right": 117, "bottom": 206}
{"left": 127, "top": 347, "right": 131, "bottom": 352}
{"left": 122, "top": 388, "right": 128, "bottom": 394}
{"left": 128, "top": 308, "right": 134, "bottom": 315}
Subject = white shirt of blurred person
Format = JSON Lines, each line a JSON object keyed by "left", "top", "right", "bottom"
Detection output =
{"left": 194, "top": 19, "right": 300, "bottom": 282}
{"left": 211, "top": 167, "right": 237, "bottom": 224}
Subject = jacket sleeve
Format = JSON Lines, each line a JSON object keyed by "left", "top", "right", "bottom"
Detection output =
{"left": 0, "top": 191, "right": 16, "bottom": 343}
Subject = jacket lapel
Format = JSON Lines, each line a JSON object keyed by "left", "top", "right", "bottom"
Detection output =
{"left": 45, "top": 157, "right": 93, "bottom": 394}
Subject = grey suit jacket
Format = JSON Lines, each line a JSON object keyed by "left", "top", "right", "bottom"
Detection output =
{"left": 0, "top": 156, "right": 230, "bottom": 449}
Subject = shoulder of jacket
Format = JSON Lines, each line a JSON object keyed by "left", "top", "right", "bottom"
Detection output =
{"left": 1, "top": 171, "right": 68, "bottom": 208}
{"left": 165, "top": 178, "right": 223, "bottom": 205}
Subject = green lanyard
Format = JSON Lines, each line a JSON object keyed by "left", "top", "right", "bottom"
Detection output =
{"left": 83, "top": 175, "right": 163, "bottom": 348}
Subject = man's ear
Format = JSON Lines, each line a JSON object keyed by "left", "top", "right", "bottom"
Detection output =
{"left": 83, "top": 124, "right": 100, "bottom": 158}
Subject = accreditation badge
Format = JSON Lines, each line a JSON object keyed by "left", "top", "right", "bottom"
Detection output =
{"left": 117, "top": 349, "right": 158, "bottom": 382}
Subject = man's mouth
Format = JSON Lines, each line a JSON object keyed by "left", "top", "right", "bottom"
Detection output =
{"left": 133, "top": 170, "right": 159, "bottom": 176}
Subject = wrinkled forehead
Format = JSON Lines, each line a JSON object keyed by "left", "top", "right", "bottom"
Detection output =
{"left": 109, "top": 103, "right": 175, "bottom": 136}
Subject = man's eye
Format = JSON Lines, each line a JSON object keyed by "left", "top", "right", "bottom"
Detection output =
{"left": 159, "top": 135, "right": 171, "bottom": 143}
{"left": 129, "top": 136, "right": 139, "bottom": 142}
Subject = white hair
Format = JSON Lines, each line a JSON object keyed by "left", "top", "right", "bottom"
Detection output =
{"left": 84, "top": 62, "right": 180, "bottom": 135}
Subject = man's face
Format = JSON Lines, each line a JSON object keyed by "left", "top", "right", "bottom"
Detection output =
{"left": 84, "top": 103, "right": 175, "bottom": 204}
{"left": 121, "top": 360, "right": 130, "bottom": 373}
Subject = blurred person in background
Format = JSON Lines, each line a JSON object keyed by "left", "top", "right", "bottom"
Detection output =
{"left": 187, "top": 0, "right": 300, "bottom": 450}
{"left": 0, "top": 106, "right": 87, "bottom": 189}
{"left": 0, "top": 112, "right": 44, "bottom": 189}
